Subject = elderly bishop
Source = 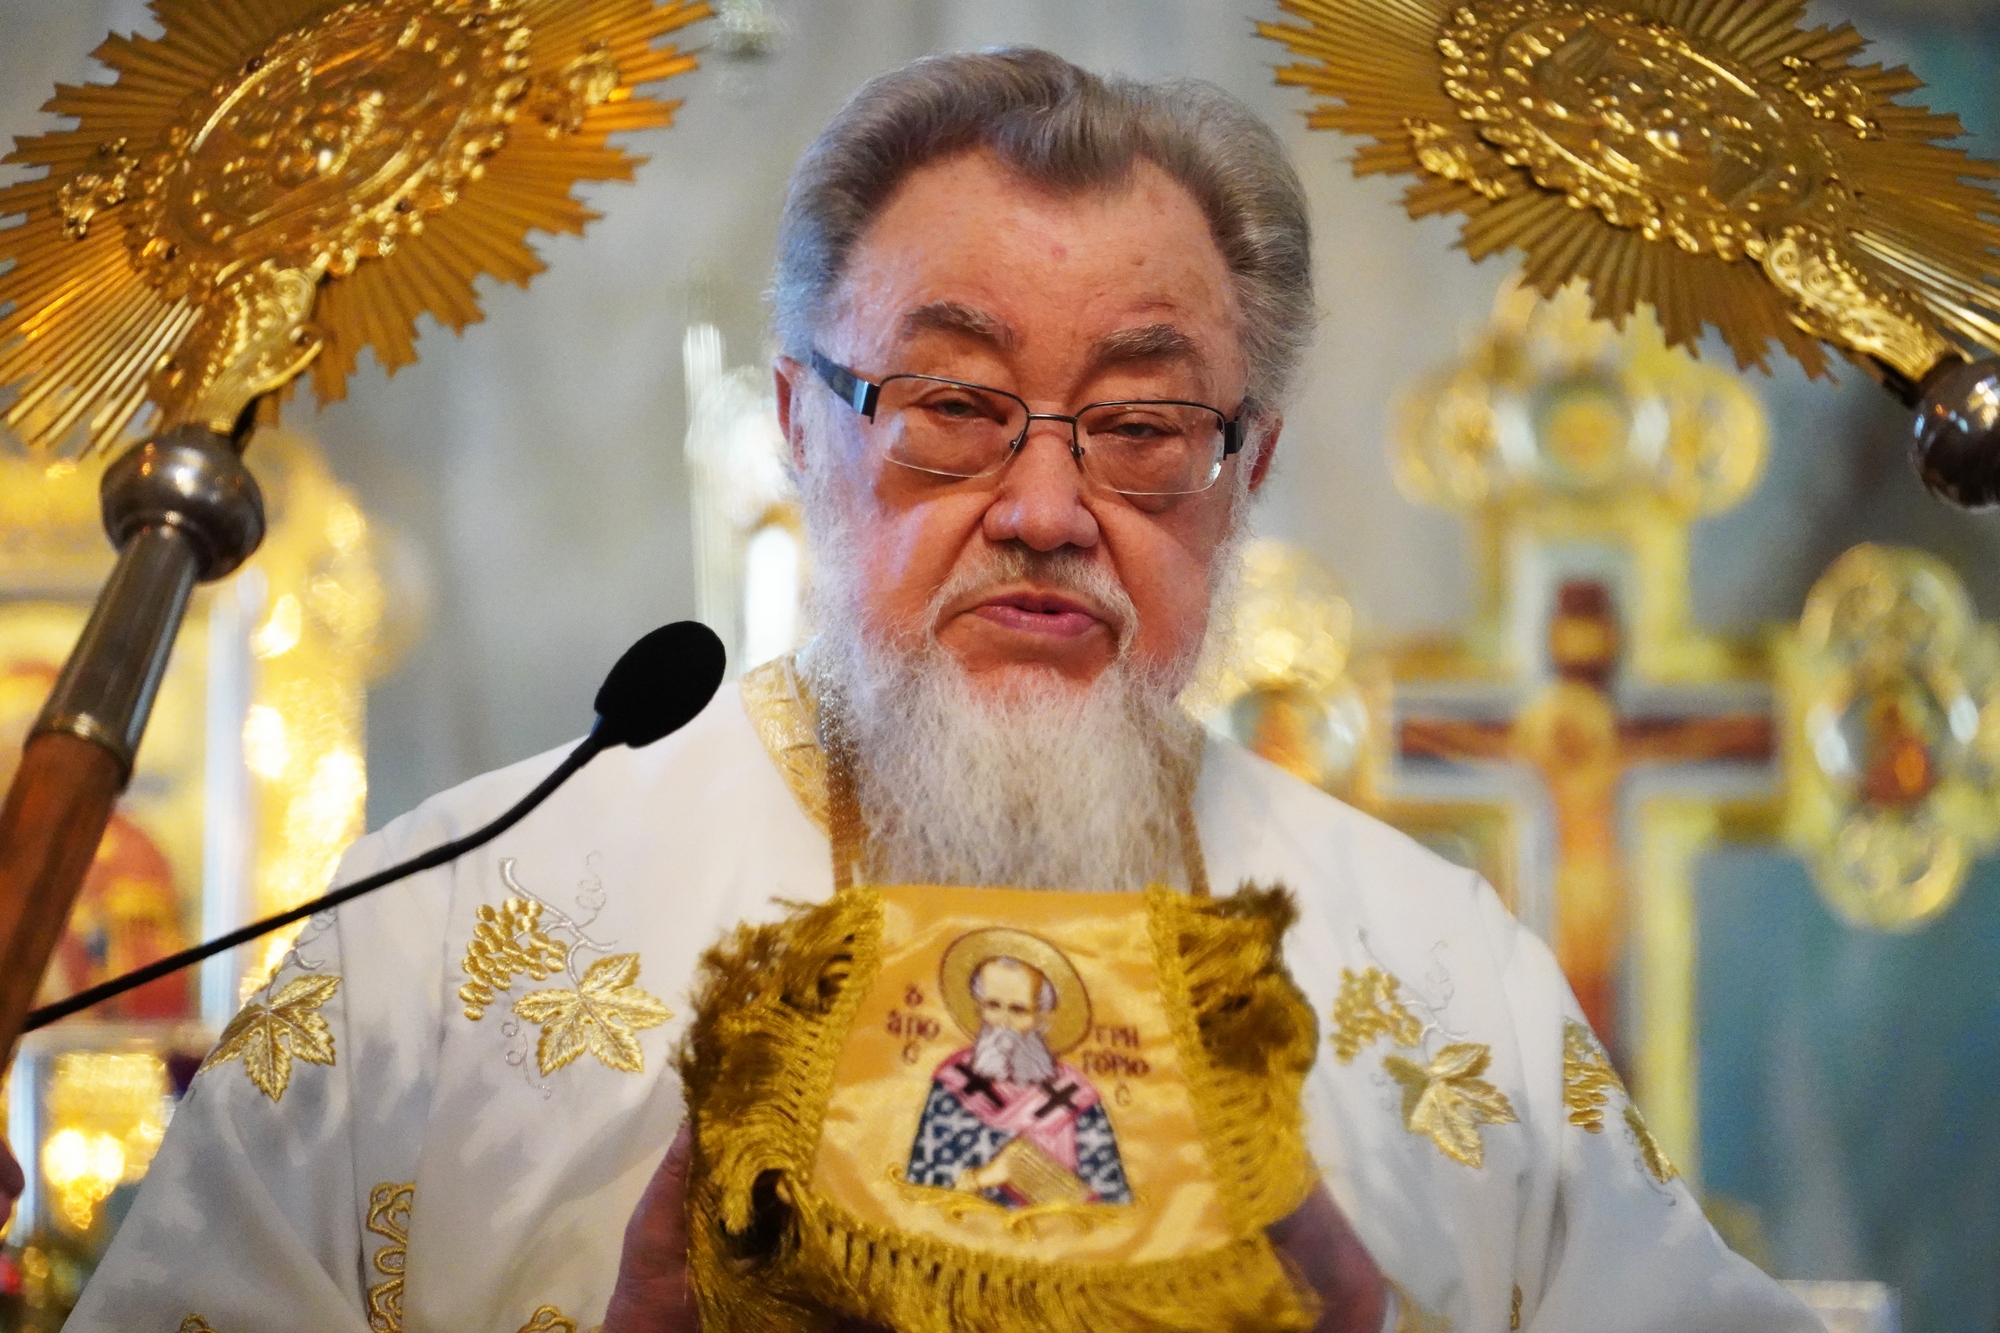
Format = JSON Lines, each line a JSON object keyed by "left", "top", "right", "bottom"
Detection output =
{"left": 69, "top": 48, "right": 1817, "bottom": 1333}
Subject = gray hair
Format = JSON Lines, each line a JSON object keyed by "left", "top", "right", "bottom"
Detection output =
{"left": 772, "top": 47, "right": 1315, "bottom": 409}
{"left": 970, "top": 957, "right": 1059, "bottom": 1014}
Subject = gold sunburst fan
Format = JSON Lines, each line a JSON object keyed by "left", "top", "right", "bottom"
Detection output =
{"left": 0, "top": 0, "right": 709, "bottom": 454}
{"left": 1259, "top": 0, "right": 2000, "bottom": 386}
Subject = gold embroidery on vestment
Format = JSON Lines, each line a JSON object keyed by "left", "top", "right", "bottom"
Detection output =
{"left": 365, "top": 1181, "right": 414, "bottom": 1332}
{"left": 515, "top": 1307, "right": 577, "bottom": 1333}
{"left": 199, "top": 973, "right": 340, "bottom": 1102}
{"left": 1330, "top": 967, "right": 1422, "bottom": 1062}
{"left": 739, "top": 654, "right": 829, "bottom": 832}
{"left": 1625, "top": 1103, "right": 1680, "bottom": 1183}
{"left": 1562, "top": 1019, "right": 1680, "bottom": 1182}
{"left": 513, "top": 952, "right": 670, "bottom": 1076}
{"left": 1510, "top": 1283, "right": 1523, "bottom": 1329}
{"left": 1389, "top": 1281, "right": 1453, "bottom": 1333}
{"left": 179, "top": 1318, "right": 220, "bottom": 1333}
{"left": 1384, "top": 1043, "right": 1518, "bottom": 1169}
{"left": 460, "top": 899, "right": 568, "bottom": 1020}
{"left": 1561, "top": 1020, "right": 1620, "bottom": 1131}
{"left": 1332, "top": 960, "right": 1515, "bottom": 1168}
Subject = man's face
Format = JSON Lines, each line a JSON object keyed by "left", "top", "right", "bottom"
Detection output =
{"left": 778, "top": 149, "right": 1276, "bottom": 697}
{"left": 974, "top": 959, "right": 1046, "bottom": 1035}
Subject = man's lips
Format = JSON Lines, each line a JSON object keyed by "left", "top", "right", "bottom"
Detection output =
{"left": 969, "top": 589, "right": 1109, "bottom": 640}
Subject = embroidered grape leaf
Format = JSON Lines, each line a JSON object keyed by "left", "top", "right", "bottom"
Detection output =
{"left": 513, "top": 953, "right": 670, "bottom": 1076}
{"left": 1624, "top": 1103, "right": 1680, "bottom": 1183}
{"left": 1330, "top": 966, "right": 1423, "bottom": 1062}
{"left": 1384, "top": 1042, "right": 1517, "bottom": 1168}
{"left": 1561, "top": 1019, "right": 1622, "bottom": 1132}
{"left": 199, "top": 974, "right": 340, "bottom": 1102}
{"left": 461, "top": 897, "right": 569, "bottom": 1020}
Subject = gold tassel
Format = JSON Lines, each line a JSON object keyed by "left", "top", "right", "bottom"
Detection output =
{"left": 677, "top": 885, "right": 1321, "bottom": 1333}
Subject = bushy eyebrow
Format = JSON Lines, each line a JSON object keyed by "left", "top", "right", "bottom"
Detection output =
{"left": 898, "top": 300, "right": 1020, "bottom": 352}
{"left": 1086, "top": 323, "right": 1205, "bottom": 375}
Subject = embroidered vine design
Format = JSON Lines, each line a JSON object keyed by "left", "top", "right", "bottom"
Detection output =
{"left": 516, "top": 1307, "right": 581, "bottom": 1333}
{"left": 465, "top": 857, "right": 670, "bottom": 1081}
{"left": 199, "top": 914, "right": 340, "bottom": 1103}
{"left": 1331, "top": 938, "right": 1516, "bottom": 1169}
{"left": 461, "top": 899, "right": 568, "bottom": 1020}
{"left": 366, "top": 1181, "right": 415, "bottom": 1332}
{"left": 1561, "top": 1020, "right": 1680, "bottom": 1184}
{"left": 1561, "top": 1020, "right": 1621, "bottom": 1131}
{"left": 1330, "top": 967, "right": 1422, "bottom": 1061}
{"left": 1382, "top": 1043, "right": 1517, "bottom": 1169}
{"left": 515, "top": 953, "right": 670, "bottom": 1075}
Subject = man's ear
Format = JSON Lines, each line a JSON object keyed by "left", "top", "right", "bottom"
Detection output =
{"left": 774, "top": 356, "right": 808, "bottom": 473}
{"left": 1247, "top": 412, "right": 1282, "bottom": 493}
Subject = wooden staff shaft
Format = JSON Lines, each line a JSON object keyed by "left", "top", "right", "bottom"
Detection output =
{"left": 0, "top": 427, "right": 263, "bottom": 1066}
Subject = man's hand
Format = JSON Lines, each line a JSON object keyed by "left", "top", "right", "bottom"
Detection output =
{"left": 1269, "top": 1183, "right": 1389, "bottom": 1333}
{"left": 604, "top": 1126, "right": 1383, "bottom": 1333}
{"left": 601, "top": 1124, "right": 698, "bottom": 1332}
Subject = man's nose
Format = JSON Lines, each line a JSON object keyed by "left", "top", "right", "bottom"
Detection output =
{"left": 982, "top": 420, "right": 1101, "bottom": 551}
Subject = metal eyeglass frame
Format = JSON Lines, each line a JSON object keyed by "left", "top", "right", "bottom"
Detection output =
{"left": 809, "top": 349, "right": 1243, "bottom": 496}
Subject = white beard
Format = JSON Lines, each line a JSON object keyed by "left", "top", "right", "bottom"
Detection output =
{"left": 970, "top": 1023, "right": 1057, "bottom": 1087}
{"left": 798, "top": 408, "right": 1249, "bottom": 893}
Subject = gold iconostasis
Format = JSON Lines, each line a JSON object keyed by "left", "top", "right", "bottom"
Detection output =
{"left": 0, "top": 431, "right": 396, "bottom": 1322}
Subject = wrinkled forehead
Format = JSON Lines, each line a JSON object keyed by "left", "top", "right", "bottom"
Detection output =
{"left": 825, "top": 151, "right": 1247, "bottom": 392}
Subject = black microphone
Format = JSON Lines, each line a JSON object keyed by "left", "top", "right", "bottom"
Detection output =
{"left": 23, "top": 621, "right": 727, "bottom": 1034}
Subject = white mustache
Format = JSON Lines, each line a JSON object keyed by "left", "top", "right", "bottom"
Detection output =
{"left": 928, "top": 545, "right": 1137, "bottom": 649}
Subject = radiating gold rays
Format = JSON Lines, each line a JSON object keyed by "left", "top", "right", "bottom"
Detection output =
{"left": 0, "top": 0, "right": 708, "bottom": 453}
{"left": 1261, "top": 0, "right": 2000, "bottom": 381}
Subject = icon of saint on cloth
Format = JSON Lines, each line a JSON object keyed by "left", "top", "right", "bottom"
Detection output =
{"left": 903, "top": 927, "right": 1132, "bottom": 1208}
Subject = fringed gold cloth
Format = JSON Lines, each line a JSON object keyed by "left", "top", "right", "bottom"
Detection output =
{"left": 678, "top": 881, "right": 1322, "bottom": 1333}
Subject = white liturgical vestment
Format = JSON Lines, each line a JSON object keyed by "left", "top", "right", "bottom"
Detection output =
{"left": 70, "top": 671, "right": 1817, "bottom": 1333}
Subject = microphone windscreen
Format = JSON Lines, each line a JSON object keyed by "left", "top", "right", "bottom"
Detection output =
{"left": 593, "top": 621, "right": 728, "bottom": 748}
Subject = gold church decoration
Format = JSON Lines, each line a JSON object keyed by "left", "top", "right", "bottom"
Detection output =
{"left": 1259, "top": 0, "right": 2000, "bottom": 384}
{"left": 0, "top": 0, "right": 709, "bottom": 454}
{"left": 198, "top": 971, "right": 341, "bottom": 1101}
{"left": 38, "top": 1051, "right": 171, "bottom": 1234}
{"left": 1777, "top": 544, "right": 2000, "bottom": 930}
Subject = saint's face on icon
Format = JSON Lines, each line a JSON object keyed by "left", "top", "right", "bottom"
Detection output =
{"left": 904, "top": 932, "right": 1132, "bottom": 1210}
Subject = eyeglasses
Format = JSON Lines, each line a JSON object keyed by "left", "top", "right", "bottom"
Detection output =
{"left": 810, "top": 350, "right": 1243, "bottom": 497}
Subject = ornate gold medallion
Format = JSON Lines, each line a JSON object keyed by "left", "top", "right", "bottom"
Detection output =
{"left": 1, "top": 0, "right": 709, "bottom": 452}
{"left": 1262, "top": 0, "right": 2000, "bottom": 382}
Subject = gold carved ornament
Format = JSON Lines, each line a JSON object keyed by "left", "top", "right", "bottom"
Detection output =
{"left": 0, "top": 0, "right": 710, "bottom": 453}
{"left": 1778, "top": 544, "right": 2000, "bottom": 930}
{"left": 1260, "top": 0, "right": 2000, "bottom": 386}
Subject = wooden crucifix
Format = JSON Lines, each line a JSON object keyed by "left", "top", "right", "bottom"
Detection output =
{"left": 1400, "top": 581, "right": 1772, "bottom": 1061}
